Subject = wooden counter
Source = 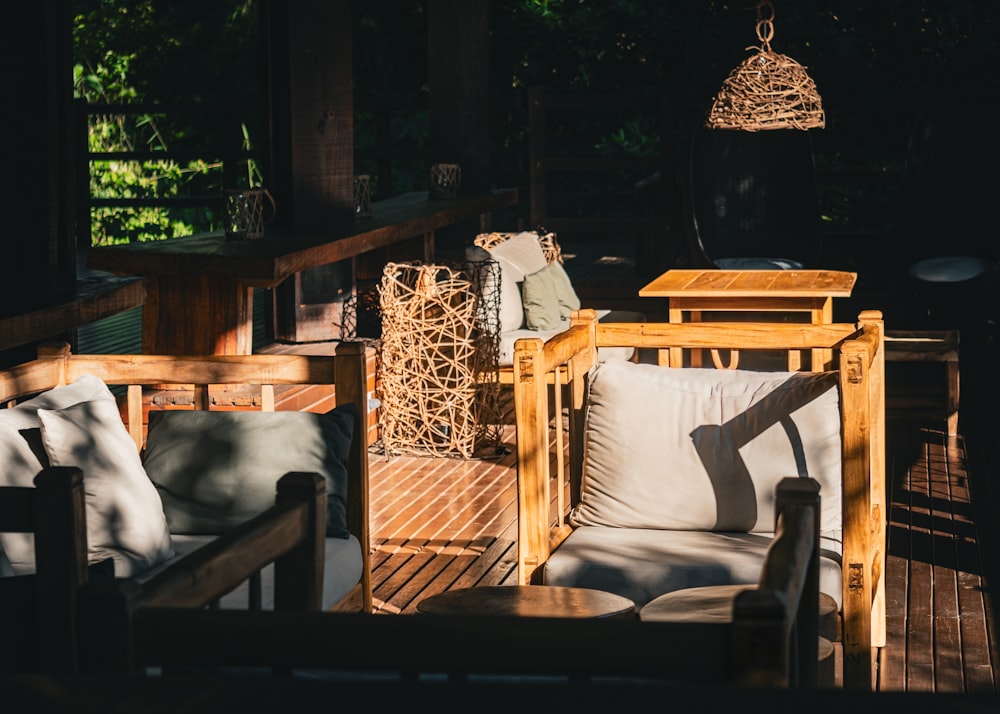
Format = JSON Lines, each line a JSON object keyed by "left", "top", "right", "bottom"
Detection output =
{"left": 87, "top": 189, "right": 519, "bottom": 355}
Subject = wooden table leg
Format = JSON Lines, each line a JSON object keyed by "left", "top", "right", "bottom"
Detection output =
{"left": 668, "top": 303, "right": 684, "bottom": 367}
{"left": 812, "top": 298, "right": 834, "bottom": 371}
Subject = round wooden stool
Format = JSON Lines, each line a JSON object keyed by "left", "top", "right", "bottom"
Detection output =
{"left": 417, "top": 585, "right": 636, "bottom": 620}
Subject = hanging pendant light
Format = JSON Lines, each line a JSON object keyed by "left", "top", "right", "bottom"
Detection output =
{"left": 705, "top": 1, "right": 824, "bottom": 131}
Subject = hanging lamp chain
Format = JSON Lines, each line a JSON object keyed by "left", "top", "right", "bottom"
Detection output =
{"left": 754, "top": 1, "right": 775, "bottom": 53}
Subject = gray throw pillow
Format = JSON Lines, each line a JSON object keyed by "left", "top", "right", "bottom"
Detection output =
{"left": 142, "top": 405, "right": 355, "bottom": 538}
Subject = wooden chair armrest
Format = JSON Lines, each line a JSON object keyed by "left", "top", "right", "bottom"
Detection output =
{"left": 79, "top": 472, "right": 326, "bottom": 673}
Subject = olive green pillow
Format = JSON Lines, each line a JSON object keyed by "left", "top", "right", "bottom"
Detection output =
{"left": 548, "top": 260, "right": 581, "bottom": 315}
{"left": 142, "top": 406, "right": 355, "bottom": 538}
{"left": 521, "top": 262, "right": 580, "bottom": 330}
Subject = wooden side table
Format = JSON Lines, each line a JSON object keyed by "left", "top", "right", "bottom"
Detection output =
{"left": 638, "top": 269, "right": 857, "bottom": 370}
{"left": 884, "top": 329, "right": 960, "bottom": 436}
{"left": 416, "top": 585, "right": 635, "bottom": 620}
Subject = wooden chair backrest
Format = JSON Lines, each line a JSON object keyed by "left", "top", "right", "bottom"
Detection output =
{"left": 511, "top": 309, "right": 885, "bottom": 690}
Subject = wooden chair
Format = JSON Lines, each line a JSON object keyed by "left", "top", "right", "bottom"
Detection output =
{"left": 79, "top": 471, "right": 332, "bottom": 673}
{"left": 0, "top": 341, "right": 373, "bottom": 673}
{"left": 641, "top": 477, "right": 827, "bottom": 688}
{"left": 472, "top": 230, "right": 645, "bottom": 385}
{"left": 511, "top": 309, "right": 886, "bottom": 690}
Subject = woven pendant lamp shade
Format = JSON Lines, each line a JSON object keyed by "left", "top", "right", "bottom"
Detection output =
{"left": 705, "top": 2, "right": 824, "bottom": 131}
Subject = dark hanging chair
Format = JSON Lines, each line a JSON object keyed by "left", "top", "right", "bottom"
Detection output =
{"left": 895, "top": 84, "right": 999, "bottom": 341}
{"left": 686, "top": 124, "right": 823, "bottom": 270}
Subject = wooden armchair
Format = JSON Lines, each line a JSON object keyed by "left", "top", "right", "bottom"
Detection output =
{"left": 0, "top": 341, "right": 373, "bottom": 673}
{"left": 511, "top": 309, "right": 886, "bottom": 690}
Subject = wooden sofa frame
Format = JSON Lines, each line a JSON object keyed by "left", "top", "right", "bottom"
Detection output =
{"left": 511, "top": 309, "right": 886, "bottom": 691}
{"left": 0, "top": 341, "right": 372, "bottom": 673}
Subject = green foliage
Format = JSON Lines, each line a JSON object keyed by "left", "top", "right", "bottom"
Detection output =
{"left": 74, "top": 0, "right": 1000, "bottom": 246}
{"left": 73, "top": 0, "right": 260, "bottom": 245}
{"left": 594, "top": 118, "right": 660, "bottom": 158}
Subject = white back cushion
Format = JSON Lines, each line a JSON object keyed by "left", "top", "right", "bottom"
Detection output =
{"left": 0, "top": 375, "right": 143, "bottom": 574}
{"left": 487, "top": 231, "right": 549, "bottom": 280}
{"left": 570, "top": 361, "right": 842, "bottom": 540}
{"left": 485, "top": 232, "right": 549, "bottom": 333}
{"left": 38, "top": 397, "right": 175, "bottom": 577}
{"left": 0, "top": 374, "right": 174, "bottom": 577}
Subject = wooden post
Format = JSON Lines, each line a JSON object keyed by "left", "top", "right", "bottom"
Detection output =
{"left": 427, "top": 0, "right": 493, "bottom": 256}
{"left": 265, "top": 0, "right": 357, "bottom": 342}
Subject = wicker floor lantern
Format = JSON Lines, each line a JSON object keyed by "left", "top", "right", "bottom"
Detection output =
{"left": 376, "top": 261, "right": 502, "bottom": 459}
{"left": 705, "top": 1, "right": 824, "bottom": 131}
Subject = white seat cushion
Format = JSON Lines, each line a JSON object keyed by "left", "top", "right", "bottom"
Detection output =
{"left": 543, "top": 525, "right": 842, "bottom": 610}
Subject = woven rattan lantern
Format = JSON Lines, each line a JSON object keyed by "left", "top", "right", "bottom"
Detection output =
{"left": 705, "top": 2, "right": 824, "bottom": 131}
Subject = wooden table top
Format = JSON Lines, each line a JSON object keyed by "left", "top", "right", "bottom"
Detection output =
{"left": 87, "top": 188, "right": 519, "bottom": 289}
{"left": 416, "top": 585, "right": 636, "bottom": 620}
{"left": 638, "top": 269, "right": 857, "bottom": 299}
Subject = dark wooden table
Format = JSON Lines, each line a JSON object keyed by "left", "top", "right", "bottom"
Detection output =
{"left": 416, "top": 585, "right": 635, "bottom": 620}
{"left": 86, "top": 189, "right": 519, "bottom": 355}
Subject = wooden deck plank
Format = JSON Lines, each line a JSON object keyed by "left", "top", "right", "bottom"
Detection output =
{"left": 880, "top": 419, "right": 911, "bottom": 691}
{"left": 881, "top": 414, "right": 998, "bottom": 694}
{"left": 367, "top": 426, "right": 521, "bottom": 613}
{"left": 931, "top": 432, "right": 965, "bottom": 692}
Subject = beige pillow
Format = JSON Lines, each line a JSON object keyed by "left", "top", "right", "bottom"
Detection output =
{"left": 494, "top": 256, "right": 526, "bottom": 332}
{"left": 0, "top": 374, "right": 156, "bottom": 575}
{"left": 571, "top": 361, "right": 842, "bottom": 540}
{"left": 487, "top": 232, "right": 548, "bottom": 281}
{"left": 37, "top": 395, "right": 175, "bottom": 577}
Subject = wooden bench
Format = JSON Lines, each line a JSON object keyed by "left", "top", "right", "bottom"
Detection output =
{"left": 511, "top": 309, "right": 886, "bottom": 691}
